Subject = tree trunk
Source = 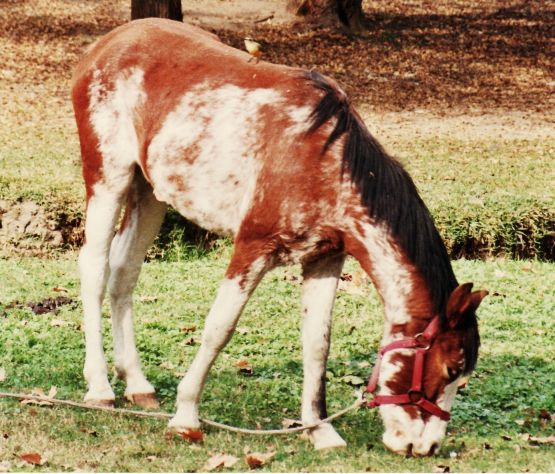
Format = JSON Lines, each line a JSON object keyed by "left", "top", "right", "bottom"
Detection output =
{"left": 131, "top": 0, "right": 183, "bottom": 21}
{"left": 287, "top": 0, "right": 365, "bottom": 34}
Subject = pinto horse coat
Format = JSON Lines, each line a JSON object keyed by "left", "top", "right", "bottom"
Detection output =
{"left": 72, "top": 19, "right": 486, "bottom": 454}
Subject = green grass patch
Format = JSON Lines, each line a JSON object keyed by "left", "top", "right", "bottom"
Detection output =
{"left": 1, "top": 254, "right": 554, "bottom": 471}
{"left": 398, "top": 138, "right": 554, "bottom": 260}
{"left": 1, "top": 117, "right": 553, "bottom": 259}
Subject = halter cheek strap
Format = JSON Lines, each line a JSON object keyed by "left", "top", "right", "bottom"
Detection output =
{"left": 365, "top": 316, "right": 451, "bottom": 422}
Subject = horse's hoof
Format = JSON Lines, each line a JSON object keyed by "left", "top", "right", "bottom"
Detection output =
{"left": 127, "top": 392, "right": 160, "bottom": 409}
{"left": 308, "top": 423, "right": 347, "bottom": 450}
{"left": 85, "top": 399, "right": 115, "bottom": 408}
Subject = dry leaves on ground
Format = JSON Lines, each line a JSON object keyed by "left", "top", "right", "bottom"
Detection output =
{"left": 235, "top": 359, "right": 254, "bottom": 375}
{"left": 27, "top": 296, "right": 74, "bottom": 315}
{"left": 202, "top": 453, "right": 239, "bottom": 471}
{"left": 521, "top": 434, "right": 555, "bottom": 445}
{"left": 19, "top": 452, "right": 46, "bottom": 466}
{"left": 245, "top": 451, "right": 276, "bottom": 469}
{"left": 20, "top": 386, "right": 57, "bottom": 406}
{"left": 176, "top": 429, "right": 204, "bottom": 443}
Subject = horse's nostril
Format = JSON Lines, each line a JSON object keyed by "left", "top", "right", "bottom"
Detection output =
{"left": 428, "top": 443, "right": 439, "bottom": 456}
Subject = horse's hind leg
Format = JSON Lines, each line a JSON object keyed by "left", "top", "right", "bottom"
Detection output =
{"left": 301, "top": 254, "right": 347, "bottom": 449}
{"left": 169, "top": 241, "right": 272, "bottom": 432}
{"left": 108, "top": 171, "right": 167, "bottom": 408}
{"left": 80, "top": 179, "right": 133, "bottom": 405}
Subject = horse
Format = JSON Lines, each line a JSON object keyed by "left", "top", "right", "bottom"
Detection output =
{"left": 71, "top": 18, "right": 487, "bottom": 456}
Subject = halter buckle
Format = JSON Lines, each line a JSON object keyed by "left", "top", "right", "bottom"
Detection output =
{"left": 414, "top": 333, "right": 431, "bottom": 350}
{"left": 407, "top": 390, "right": 423, "bottom": 403}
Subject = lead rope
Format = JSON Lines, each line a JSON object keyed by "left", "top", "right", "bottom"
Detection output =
{"left": 0, "top": 391, "right": 366, "bottom": 436}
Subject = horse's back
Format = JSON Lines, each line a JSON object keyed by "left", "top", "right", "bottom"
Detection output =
{"left": 71, "top": 19, "right": 334, "bottom": 237}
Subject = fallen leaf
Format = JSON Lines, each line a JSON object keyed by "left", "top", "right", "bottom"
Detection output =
{"left": 50, "top": 318, "right": 69, "bottom": 327}
{"left": 0, "top": 367, "right": 5, "bottom": 382}
{"left": 21, "top": 386, "right": 56, "bottom": 406}
{"left": 341, "top": 375, "right": 365, "bottom": 386}
{"left": 235, "top": 359, "right": 253, "bottom": 375}
{"left": 528, "top": 435, "right": 555, "bottom": 445}
{"left": 138, "top": 295, "right": 157, "bottom": 303}
{"left": 282, "top": 418, "right": 302, "bottom": 429}
{"left": 245, "top": 451, "right": 275, "bottom": 469}
{"left": 202, "top": 453, "right": 239, "bottom": 471}
{"left": 515, "top": 419, "right": 526, "bottom": 426}
{"left": 184, "top": 337, "right": 198, "bottom": 346}
{"left": 19, "top": 453, "right": 45, "bottom": 466}
{"left": 434, "top": 465, "right": 450, "bottom": 473}
{"left": 181, "top": 325, "right": 197, "bottom": 333}
{"left": 52, "top": 286, "right": 69, "bottom": 293}
{"left": 177, "top": 429, "right": 204, "bottom": 443}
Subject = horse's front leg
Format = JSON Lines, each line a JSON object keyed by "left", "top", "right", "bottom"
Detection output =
{"left": 301, "top": 253, "right": 347, "bottom": 450}
{"left": 169, "top": 245, "right": 271, "bottom": 433}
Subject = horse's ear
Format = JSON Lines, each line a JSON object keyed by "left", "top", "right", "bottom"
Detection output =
{"left": 446, "top": 283, "right": 488, "bottom": 329}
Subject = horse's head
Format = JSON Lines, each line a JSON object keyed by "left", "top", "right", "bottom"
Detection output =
{"left": 372, "top": 283, "right": 487, "bottom": 456}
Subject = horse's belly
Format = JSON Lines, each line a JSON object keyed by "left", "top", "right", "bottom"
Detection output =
{"left": 146, "top": 153, "right": 257, "bottom": 236}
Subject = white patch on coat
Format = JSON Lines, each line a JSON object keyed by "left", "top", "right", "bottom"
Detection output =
{"left": 148, "top": 83, "right": 283, "bottom": 236}
{"left": 412, "top": 379, "right": 459, "bottom": 456}
{"left": 348, "top": 219, "right": 413, "bottom": 326}
{"left": 378, "top": 349, "right": 425, "bottom": 454}
{"left": 89, "top": 68, "right": 145, "bottom": 189}
{"left": 284, "top": 104, "right": 312, "bottom": 136}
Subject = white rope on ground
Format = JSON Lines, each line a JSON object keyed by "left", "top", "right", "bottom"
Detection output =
{"left": 0, "top": 391, "right": 366, "bottom": 436}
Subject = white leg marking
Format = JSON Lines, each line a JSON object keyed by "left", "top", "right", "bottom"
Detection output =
{"left": 169, "top": 258, "right": 268, "bottom": 430}
{"left": 108, "top": 182, "right": 167, "bottom": 398}
{"left": 301, "top": 255, "right": 347, "bottom": 450}
{"left": 80, "top": 194, "right": 124, "bottom": 403}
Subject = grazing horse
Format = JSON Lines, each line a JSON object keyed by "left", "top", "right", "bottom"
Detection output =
{"left": 71, "top": 19, "right": 487, "bottom": 455}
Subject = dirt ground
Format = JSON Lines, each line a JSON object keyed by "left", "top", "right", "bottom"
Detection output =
{"left": 0, "top": 0, "right": 553, "bottom": 141}
{"left": 186, "top": 0, "right": 555, "bottom": 141}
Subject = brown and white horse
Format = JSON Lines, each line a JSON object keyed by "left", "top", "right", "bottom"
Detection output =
{"left": 71, "top": 19, "right": 487, "bottom": 455}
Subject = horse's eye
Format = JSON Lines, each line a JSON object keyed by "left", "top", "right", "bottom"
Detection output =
{"left": 446, "top": 367, "right": 460, "bottom": 381}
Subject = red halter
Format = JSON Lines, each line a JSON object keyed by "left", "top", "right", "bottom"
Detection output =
{"left": 365, "top": 315, "right": 451, "bottom": 421}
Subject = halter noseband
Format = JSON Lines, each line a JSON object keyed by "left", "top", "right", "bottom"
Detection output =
{"left": 365, "top": 315, "right": 451, "bottom": 422}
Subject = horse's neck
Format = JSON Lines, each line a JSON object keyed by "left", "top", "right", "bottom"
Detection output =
{"left": 344, "top": 217, "right": 434, "bottom": 342}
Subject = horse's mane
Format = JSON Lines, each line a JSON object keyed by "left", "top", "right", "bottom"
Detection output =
{"left": 305, "top": 70, "right": 479, "bottom": 373}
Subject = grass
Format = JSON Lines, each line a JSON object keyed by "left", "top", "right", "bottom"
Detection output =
{"left": 1, "top": 253, "right": 554, "bottom": 471}
{"left": 1, "top": 113, "right": 553, "bottom": 259}
{"left": 0, "top": 2, "right": 553, "bottom": 259}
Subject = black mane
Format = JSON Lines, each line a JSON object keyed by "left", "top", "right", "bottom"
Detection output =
{"left": 305, "top": 70, "right": 478, "bottom": 371}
